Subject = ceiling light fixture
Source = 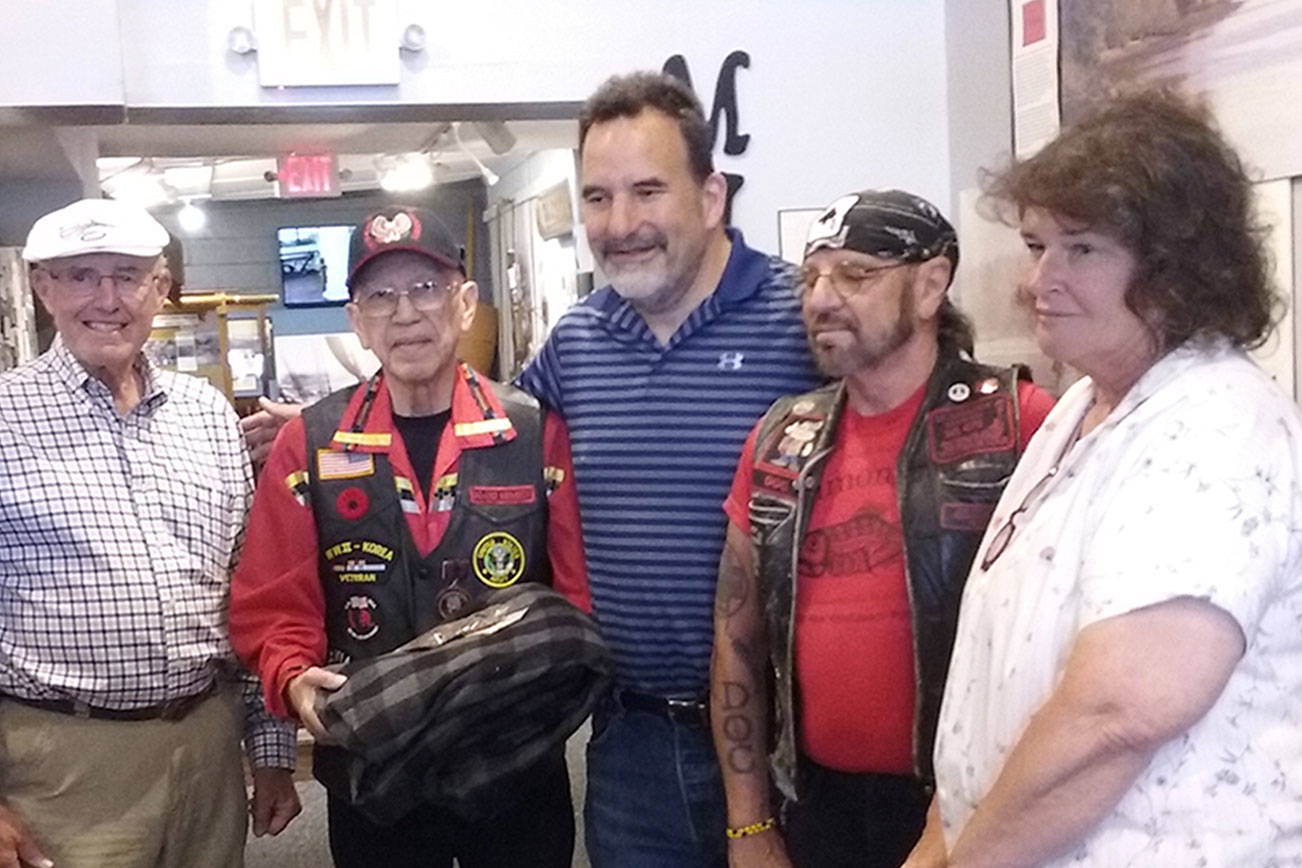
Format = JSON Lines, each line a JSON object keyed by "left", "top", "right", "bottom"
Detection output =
{"left": 452, "top": 124, "right": 500, "bottom": 186}
{"left": 177, "top": 199, "right": 207, "bottom": 234}
{"left": 377, "top": 153, "right": 434, "bottom": 192}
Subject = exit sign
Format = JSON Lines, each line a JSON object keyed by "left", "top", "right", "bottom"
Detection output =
{"left": 254, "top": 0, "right": 400, "bottom": 87}
{"left": 277, "top": 153, "right": 341, "bottom": 198}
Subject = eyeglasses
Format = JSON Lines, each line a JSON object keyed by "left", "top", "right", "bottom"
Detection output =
{"left": 353, "top": 280, "right": 460, "bottom": 318}
{"left": 978, "top": 466, "right": 1057, "bottom": 571}
{"left": 43, "top": 266, "right": 154, "bottom": 294}
{"left": 798, "top": 260, "right": 910, "bottom": 298}
{"left": 979, "top": 407, "right": 1090, "bottom": 571}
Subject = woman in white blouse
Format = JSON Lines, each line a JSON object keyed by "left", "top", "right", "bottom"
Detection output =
{"left": 905, "top": 92, "right": 1302, "bottom": 867}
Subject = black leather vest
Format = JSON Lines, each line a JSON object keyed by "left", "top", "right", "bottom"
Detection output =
{"left": 749, "top": 350, "right": 1024, "bottom": 796}
{"left": 302, "top": 377, "right": 552, "bottom": 666}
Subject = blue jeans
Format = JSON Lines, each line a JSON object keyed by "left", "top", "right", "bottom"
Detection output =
{"left": 584, "top": 700, "right": 726, "bottom": 868}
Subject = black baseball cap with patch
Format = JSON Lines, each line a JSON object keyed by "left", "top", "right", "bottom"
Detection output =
{"left": 804, "top": 189, "right": 959, "bottom": 282}
{"left": 347, "top": 206, "right": 466, "bottom": 290}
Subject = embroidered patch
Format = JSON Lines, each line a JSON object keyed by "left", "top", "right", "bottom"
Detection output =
{"left": 336, "top": 487, "right": 370, "bottom": 521}
{"left": 433, "top": 473, "right": 458, "bottom": 512}
{"left": 927, "top": 394, "right": 1016, "bottom": 464}
{"left": 468, "top": 485, "right": 536, "bottom": 506}
{"left": 324, "top": 539, "right": 395, "bottom": 584}
{"left": 754, "top": 412, "right": 826, "bottom": 492}
{"left": 330, "top": 430, "right": 392, "bottom": 449}
{"left": 454, "top": 418, "right": 512, "bottom": 438}
{"left": 940, "top": 501, "right": 998, "bottom": 532}
{"left": 317, "top": 448, "right": 375, "bottom": 480}
{"left": 284, "top": 470, "right": 310, "bottom": 506}
{"left": 345, "top": 595, "right": 380, "bottom": 641}
{"left": 394, "top": 476, "right": 419, "bottom": 514}
{"left": 472, "top": 531, "right": 526, "bottom": 588}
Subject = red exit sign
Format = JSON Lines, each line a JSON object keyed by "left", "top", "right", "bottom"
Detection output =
{"left": 277, "top": 153, "right": 341, "bottom": 198}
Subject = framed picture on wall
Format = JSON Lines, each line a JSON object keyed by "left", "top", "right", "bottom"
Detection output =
{"left": 535, "top": 181, "right": 575, "bottom": 240}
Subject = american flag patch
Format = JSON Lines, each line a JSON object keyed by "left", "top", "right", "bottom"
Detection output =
{"left": 317, "top": 448, "right": 375, "bottom": 481}
{"left": 433, "top": 473, "right": 458, "bottom": 512}
{"left": 394, "top": 476, "right": 420, "bottom": 514}
{"left": 284, "top": 470, "right": 310, "bottom": 506}
{"left": 543, "top": 465, "right": 565, "bottom": 497}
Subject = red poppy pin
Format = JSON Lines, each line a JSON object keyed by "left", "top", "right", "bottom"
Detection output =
{"left": 336, "top": 487, "right": 370, "bottom": 521}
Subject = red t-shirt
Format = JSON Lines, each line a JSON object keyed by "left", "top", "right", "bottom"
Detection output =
{"left": 724, "top": 379, "right": 1053, "bottom": 773}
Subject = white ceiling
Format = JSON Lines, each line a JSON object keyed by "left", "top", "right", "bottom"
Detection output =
{"left": 83, "top": 118, "right": 578, "bottom": 201}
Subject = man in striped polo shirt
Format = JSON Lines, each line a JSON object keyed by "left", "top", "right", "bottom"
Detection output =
{"left": 516, "top": 71, "right": 822, "bottom": 867}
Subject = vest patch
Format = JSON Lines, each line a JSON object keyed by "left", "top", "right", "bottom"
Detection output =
{"left": 335, "top": 486, "right": 370, "bottom": 521}
{"left": 331, "top": 430, "right": 392, "bottom": 449}
{"left": 756, "top": 413, "right": 826, "bottom": 484}
{"left": 940, "top": 501, "right": 997, "bottom": 532}
{"left": 926, "top": 394, "right": 1016, "bottom": 464}
{"left": 468, "top": 485, "right": 536, "bottom": 506}
{"left": 325, "top": 539, "right": 395, "bottom": 584}
{"left": 317, "top": 448, "right": 375, "bottom": 480}
{"left": 394, "top": 476, "right": 419, "bottom": 513}
{"left": 345, "top": 595, "right": 380, "bottom": 640}
{"left": 472, "top": 531, "right": 526, "bottom": 588}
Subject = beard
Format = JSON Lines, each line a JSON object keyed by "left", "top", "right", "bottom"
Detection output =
{"left": 807, "top": 290, "right": 916, "bottom": 378}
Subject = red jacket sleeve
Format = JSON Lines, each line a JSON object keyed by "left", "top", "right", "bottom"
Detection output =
{"left": 722, "top": 423, "right": 761, "bottom": 534}
{"left": 1015, "top": 380, "right": 1057, "bottom": 450}
{"left": 229, "top": 417, "right": 327, "bottom": 720}
{"left": 541, "top": 412, "right": 591, "bottom": 613}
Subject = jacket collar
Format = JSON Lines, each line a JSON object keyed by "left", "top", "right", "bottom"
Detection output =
{"left": 330, "top": 363, "right": 517, "bottom": 453}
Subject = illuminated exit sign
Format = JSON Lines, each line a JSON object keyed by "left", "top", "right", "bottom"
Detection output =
{"left": 254, "top": 0, "right": 400, "bottom": 87}
{"left": 277, "top": 153, "right": 341, "bottom": 198}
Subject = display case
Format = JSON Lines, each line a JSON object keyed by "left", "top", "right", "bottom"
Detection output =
{"left": 146, "top": 292, "right": 277, "bottom": 411}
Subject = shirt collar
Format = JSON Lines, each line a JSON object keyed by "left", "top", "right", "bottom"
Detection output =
{"left": 48, "top": 336, "right": 166, "bottom": 409}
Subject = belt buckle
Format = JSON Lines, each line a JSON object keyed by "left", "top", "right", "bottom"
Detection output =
{"left": 665, "top": 697, "right": 706, "bottom": 725}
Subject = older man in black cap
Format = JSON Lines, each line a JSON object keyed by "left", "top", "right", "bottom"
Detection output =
{"left": 709, "top": 190, "right": 1054, "bottom": 867}
{"left": 230, "top": 205, "right": 591, "bottom": 868}
{"left": 0, "top": 198, "right": 300, "bottom": 868}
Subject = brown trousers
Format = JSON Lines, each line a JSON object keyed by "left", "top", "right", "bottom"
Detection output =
{"left": 0, "top": 689, "right": 247, "bottom": 868}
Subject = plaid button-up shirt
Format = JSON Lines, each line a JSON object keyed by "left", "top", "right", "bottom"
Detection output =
{"left": 0, "top": 340, "right": 294, "bottom": 768}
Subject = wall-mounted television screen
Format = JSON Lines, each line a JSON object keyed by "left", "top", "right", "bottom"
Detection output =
{"left": 278, "top": 225, "right": 354, "bottom": 307}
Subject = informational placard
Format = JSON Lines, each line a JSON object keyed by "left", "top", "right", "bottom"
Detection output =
{"left": 1009, "top": 0, "right": 1060, "bottom": 159}
{"left": 253, "top": 0, "right": 400, "bottom": 87}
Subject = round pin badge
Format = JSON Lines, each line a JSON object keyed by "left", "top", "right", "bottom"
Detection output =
{"left": 336, "top": 487, "right": 370, "bottom": 521}
{"left": 792, "top": 399, "right": 815, "bottom": 415}
{"left": 437, "top": 586, "right": 472, "bottom": 620}
{"left": 472, "top": 531, "right": 527, "bottom": 588}
{"left": 947, "top": 383, "right": 971, "bottom": 402}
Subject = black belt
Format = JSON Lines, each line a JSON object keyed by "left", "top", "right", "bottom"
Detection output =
{"left": 612, "top": 688, "right": 709, "bottom": 727}
{"left": 4, "top": 681, "right": 217, "bottom": 722}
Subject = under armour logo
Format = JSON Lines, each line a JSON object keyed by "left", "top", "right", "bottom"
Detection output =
{"left": 718, "top": 352, "right": 745, "bottom": 371}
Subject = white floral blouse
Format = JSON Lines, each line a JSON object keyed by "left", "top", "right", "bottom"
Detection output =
{"left": 934, "top": 340, "right": 1302, "bottom": 866}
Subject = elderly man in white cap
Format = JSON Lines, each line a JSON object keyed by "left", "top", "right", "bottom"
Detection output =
{"left": 0, "top": 199, "right": 300, "bottom": 868}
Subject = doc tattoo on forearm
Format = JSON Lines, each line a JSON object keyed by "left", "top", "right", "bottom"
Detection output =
{"left": 713, "top": 535, "right": 769, "bottom": 777}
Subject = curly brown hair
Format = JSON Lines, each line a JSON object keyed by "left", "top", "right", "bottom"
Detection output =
{"left": 983, "top": 91, "right": 1280, "bottom": 350}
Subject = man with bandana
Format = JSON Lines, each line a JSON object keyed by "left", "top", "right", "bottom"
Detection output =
{"left": 709, "top": 190, "right": 1054, "bottom": 868}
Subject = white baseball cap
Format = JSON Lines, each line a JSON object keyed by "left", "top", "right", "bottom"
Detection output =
{"left": 22, "top": 198, "right": 169, "bottom": 263}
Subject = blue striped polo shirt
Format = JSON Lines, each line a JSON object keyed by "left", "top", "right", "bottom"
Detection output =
{"left": 517, "top": 230, "right": 823, "bottom": 697}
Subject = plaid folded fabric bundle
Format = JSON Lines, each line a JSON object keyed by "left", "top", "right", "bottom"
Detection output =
{"left": 314, "top": 583, "right": 612, "bottom": 824}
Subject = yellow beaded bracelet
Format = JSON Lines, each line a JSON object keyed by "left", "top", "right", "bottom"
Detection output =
{"left": 725, "top": 817, "right": 777, "bottom": 839}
